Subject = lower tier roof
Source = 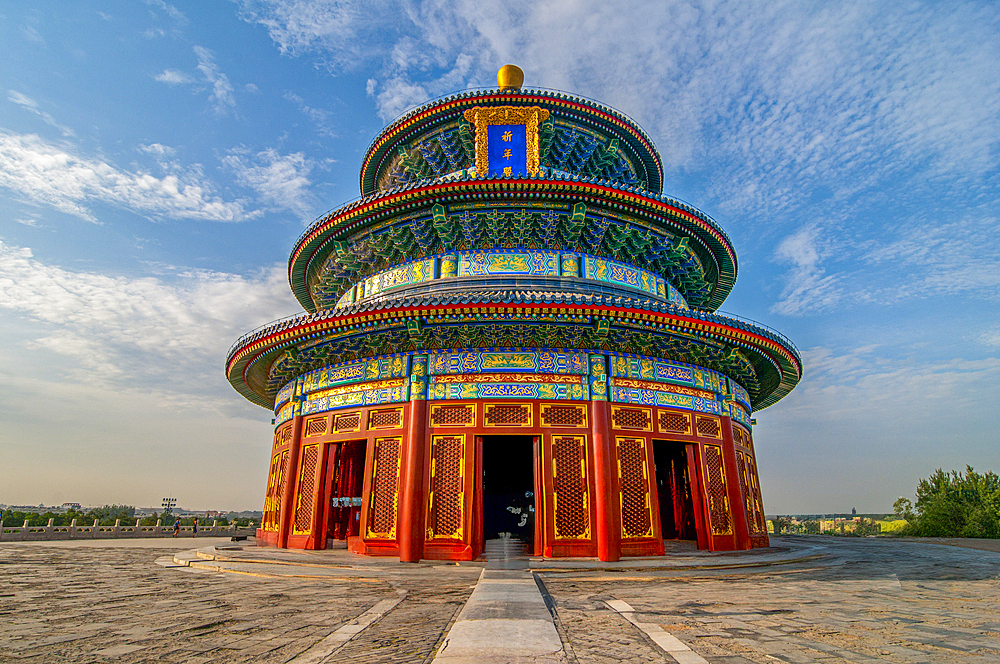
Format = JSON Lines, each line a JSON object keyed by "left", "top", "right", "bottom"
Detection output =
{"left": 227, "top": 293, "right": 800, "bottom": 412}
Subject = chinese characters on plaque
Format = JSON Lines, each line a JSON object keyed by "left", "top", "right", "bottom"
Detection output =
{"left": 487, "top": 124, "right": 527, "bottom": 177}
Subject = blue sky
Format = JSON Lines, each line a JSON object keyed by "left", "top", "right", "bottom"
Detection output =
{"left": 1, "top": 1, "right": 997, "bottom": 513}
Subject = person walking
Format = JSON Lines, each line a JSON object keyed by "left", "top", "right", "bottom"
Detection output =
{"left": 192, "top": 517, "right": 199, "bottom": 537}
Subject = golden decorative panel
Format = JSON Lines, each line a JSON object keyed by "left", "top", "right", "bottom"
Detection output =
{"left": 429, "top": 403, "right": 477, "bottom": 427}
{"left": 611, "top": 406, "right": 653, "bottom": 431}
{"left": 293, "top": 445, "right": 319, "bottom": 534}
{"left": 551, "top": 435, "right": 591, "bottom": 540}
{"left": 484, "top": 403, "right": 532, "bottom": 427}
{"left": 426, "top": 434, "right": 466, "bottom": 540}
{"left": 367, "top": 437, "right": 402, "bottom": 539}
{"left": 304, "top": 416, "right": 328, "bottom": 437}
{"left": 695, "top": 415, "right": 722, "bottom": 439}
{"left": 703, "top": 444, "right": 733, "bottom": 536}
{"left": 540, "top": 404, "right": 588, "bottom": 428}
{"left": 368, "top": 407, "right": 404, "bottom": 430}
{"left": 658, "top": 410, "right": 692, "bottom": 435}
{"left": 333, "top": 411, "right": 362, "bottom": 433}
{"left": 616, "top": 436, "right": 654, "bottom": 539}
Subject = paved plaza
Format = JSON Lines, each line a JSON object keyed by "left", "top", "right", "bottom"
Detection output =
{"left": 1, "top": 536, "right": 998, "bottom": 663}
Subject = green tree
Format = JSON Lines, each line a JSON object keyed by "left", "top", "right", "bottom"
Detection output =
{"left": 893, "top": 497, "right": 914, "bottom": 522}
{"left": 86, "top": 505, "right": 136, "bottom": 526}
{"left": 772, "top": 516, "right": 792, "bottom": 534}
{"left": 852, "top": 518, "right": 881, "bottom": 537}
{"left": 902, "top": 467, "right": 1000, "bottom": 538}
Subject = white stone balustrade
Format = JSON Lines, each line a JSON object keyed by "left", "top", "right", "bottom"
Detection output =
{"left": 0, "top": 518, "right": 255, "bottom": 541}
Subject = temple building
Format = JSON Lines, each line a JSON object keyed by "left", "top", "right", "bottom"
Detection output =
{"left": 226, "top": 66, "right": 801, "bottom": 562}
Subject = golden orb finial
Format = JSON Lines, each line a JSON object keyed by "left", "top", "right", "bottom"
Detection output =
{"left": 497, "top": 64, "right": 524, "bottom": 91}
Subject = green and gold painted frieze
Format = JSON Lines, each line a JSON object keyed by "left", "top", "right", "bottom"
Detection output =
{"left": 333, "top": 250, "right": 680, "bottom": 307}
{"left": 428, "top": 350, "right": 589, "bottom": 375}
{"left": 271, "top": 348, "right": 753, "bottom": 426}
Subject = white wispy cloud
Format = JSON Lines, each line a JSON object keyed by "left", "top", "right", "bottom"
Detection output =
{"left": 0, "top": 240, "right": 299, "bottom": 390}
{"left": 0, "top": 131, "right": 250, "bottom": 223}
{"left": 239, "top": 1, "right": 1000, "bottom": 215}
{"left": 194, "top": 46, "right": 236, "bottom": 115}
{"left": 21, "top": 25, "right": 45, "bottom": 45}
{"left": 137, "top": 142, "right": 176, "bottom": 156}
{"left": 155, "top": 68, "right": 194, "bottom": 85}
{"left": 283, "top": 91, "right": 336, "bottom": 137}
{"left": 143, "top": 0, "right": 187, "bottom": 24}
{"left": 861, "top": 216, "right": 1000, "bottom": 303}
{"left": 980, "top": 329, "right": 1000, "bottom": 348}
{"left": 7, "top": 90, "right": 75, "bottom": 137}
{"left": 770, "top": 225, "right": 840, "bottom": 315}
{"left": 769, "top": 213, "right": 1000, "bottom": 315}
{"left": 0, "top": 240, "right": 301, "bottom": 508}
{"left": 222, "top": 147, "right": 317, "bottom": 218}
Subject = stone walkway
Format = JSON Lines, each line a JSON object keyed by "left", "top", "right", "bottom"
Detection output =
{"left": 1, "top": 536, "right": 998, "bottom": 663}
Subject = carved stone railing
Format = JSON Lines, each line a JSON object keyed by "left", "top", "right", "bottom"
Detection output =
{"left": 0, "top": 518, "right": 255, "bottom": 542}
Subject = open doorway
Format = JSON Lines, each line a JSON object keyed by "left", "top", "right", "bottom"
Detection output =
{"left": 324, "top": 440, "right": 365, "bottom": 543}
{"left": 480, "top": 435, "right": 536, "bottom": 543}
{"left": 652, "top": 440, "right": 697, "bottom": 540}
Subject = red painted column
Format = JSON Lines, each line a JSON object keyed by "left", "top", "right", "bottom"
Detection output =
{"left": 398, "top": 354, "right": 429, "bottom": 562}
{"left": 720, "top": 415, "right": 751, "bottom": 550}
{"left": 589, "top": 353, "right": 620, "bottom": 562}
{"left": 397, "top": 399, "right": 428, "bottom": 562}
{"left": 277, "top": 409, "right": 304, "bottom": 549}
{"left": 591, "top": 399, "right": 621, "bottom": 562}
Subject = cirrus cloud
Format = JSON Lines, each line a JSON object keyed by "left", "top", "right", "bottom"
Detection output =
{"left": 0, "top": 131, "right": 251, "bottom": 223}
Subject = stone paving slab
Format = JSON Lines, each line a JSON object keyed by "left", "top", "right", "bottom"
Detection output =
{"left": 433, "top": 569, "right": 564, "bottom": 664}
{"left": 3, "top": 536, "right": 1000, "bottom": 663}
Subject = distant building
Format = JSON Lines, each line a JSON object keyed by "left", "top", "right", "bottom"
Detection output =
{"left": 226, "top": 66, "right": 801, "bottom": 562}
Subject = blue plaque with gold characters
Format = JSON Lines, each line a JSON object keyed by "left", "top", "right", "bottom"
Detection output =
{"left": 464, "top": 105, "right": 550, "bottom": 177}
{"left": 487, "top": 124, "right": 527, "bottom": 176}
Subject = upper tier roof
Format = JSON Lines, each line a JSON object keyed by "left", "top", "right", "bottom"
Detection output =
{"left": 289, "top": 174, "right": 738, "bottom": 313}
{"left": 360, "top": 88, "right": 665, "bottom": 196}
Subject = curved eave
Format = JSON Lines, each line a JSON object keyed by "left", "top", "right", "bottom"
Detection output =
{"left": 227, "top": 300, "right": 800, "bottom": 413}
{"left": 289, "top": 176, "right": 737, "bottom": 312}
{"left": 360, "top": 88, "right": 664, "bottom": 196}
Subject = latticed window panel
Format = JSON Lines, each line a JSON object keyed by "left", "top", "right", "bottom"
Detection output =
{"left": 427, "top": 435, "right": 465, "bottom": 540}
{"left": 695, "top": 416, "right": 722, "bottom": 439}
{"left": 366, "top": 437, "right": 401, "bottom": 539}
{"left": 551, "top": 435, "right": 590, "bottom": 540}
{"left": 733, "top": 426, "right": 753, "bottom": 450}
{"left": 368, "top": 408, "right": 403, "bottom": 430}
{"left": 744, "top": 453, "right": 767, "bottom": 535}
{"left": 293, "top": 445, "right": 319, "bottom": 534}
{"left": 658, "top": 410, "right": 691, "bottom": 435}
{"left": 333, "top": 412, "right": 362, "bottom": 432}
{"left": 616, "top": 437, "right": 653, "bottom": 539}
{"left": 430, "top": 404, "right": 476, "bottom": 427}
{"left": 541, "top": 405, "right": 587, "bottom": 428}
{"left": 612, "top": 407, "right": 652, "bottom": 431}
{"left": 304, "top": 416, "right": 328, "bottom": 437}
{"left": 736, "top": 451, "right": 752, "bottom": 533}
{"left": 262, "top": 450, "right": 288, "bottom": 532}
{"left": 484, "top": 404, "right": 532, "bottom": 427}
{"left": 274, "top": 423, "right": 293, "bottom": 449}
{"left": 703, "top": 444, "right": 733, "bottom": 535}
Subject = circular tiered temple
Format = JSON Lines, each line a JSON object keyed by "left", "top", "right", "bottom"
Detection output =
{"left": 227, "top": 67, "right": 801, "bottom": 562}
